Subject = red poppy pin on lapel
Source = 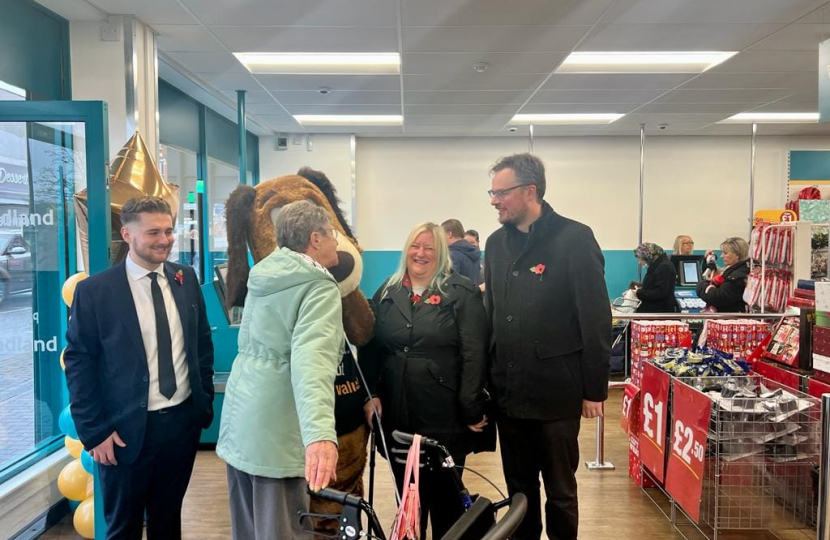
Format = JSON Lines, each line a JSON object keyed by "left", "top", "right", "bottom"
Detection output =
{"left": 530, "top": 264, "right": 546, "bottom": 281}
{"left": 175, "top": 270, "right": 184, "bottom": 285}
{"left": 424, "top": 294, "right": 442, "bottom": 305}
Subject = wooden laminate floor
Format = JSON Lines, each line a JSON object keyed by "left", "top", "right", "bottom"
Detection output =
{"left": 39, "top": 390, "right": 815, "bottom": 540}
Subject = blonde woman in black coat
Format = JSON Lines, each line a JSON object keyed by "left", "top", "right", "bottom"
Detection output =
{"left": 361, "top": 221, "right": 488, "bottom": 540}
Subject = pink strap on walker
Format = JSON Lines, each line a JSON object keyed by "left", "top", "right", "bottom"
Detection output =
{"left": 391, "top": 434, "right": 421, "bottom": 540}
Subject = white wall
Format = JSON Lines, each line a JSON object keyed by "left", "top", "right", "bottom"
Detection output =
{"left": 259, "top": 134, "right": 354, "bottom": 227}
{"left": 69, "top": 20, "right": 128, "bottom": 157}
{"left": 355, "top": 136, "right": 830, "bottom": 252}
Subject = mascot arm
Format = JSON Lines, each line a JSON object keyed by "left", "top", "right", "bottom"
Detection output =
{"left": 342, "top": 289, "right": 374, "bottom": 347}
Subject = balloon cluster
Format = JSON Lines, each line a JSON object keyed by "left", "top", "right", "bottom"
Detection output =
{"left": 58, "top": 272, "right": 94, "bottom": 539}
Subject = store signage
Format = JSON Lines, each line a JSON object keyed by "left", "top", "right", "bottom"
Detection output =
{"left": 639, "top": 362, "right": 670, "bottom": 482}
{"left": 0, "top": 162, "right": 30, "bottom": 197}
{"left": 820, "top": 38, "right": 830, "bottom": 123}
{"left": 665, "top": 380, "right": 712, "bottom": 523}
{"left": 752, "top": 209, "right": 796, "bottom": 225}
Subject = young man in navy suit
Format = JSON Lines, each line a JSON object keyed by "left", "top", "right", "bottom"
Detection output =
{"left": 65, "top": 196, "right": 214, "bottom": 540}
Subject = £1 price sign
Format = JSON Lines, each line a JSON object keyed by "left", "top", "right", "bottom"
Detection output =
{"left": 638, "top": 362, "right": 670, "bottom": 483}
{"left": 665, "top": 380, "right": 712, "bottom": 523}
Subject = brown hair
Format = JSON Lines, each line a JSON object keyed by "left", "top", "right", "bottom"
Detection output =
{"left": 441, "top": 218, "right": 465, "bottom": 239}
{"left": 120, "top": 197, "right": 172, "bottom": 226}
{"left": 490, "top": 153, "right": 546, "bottom": 201}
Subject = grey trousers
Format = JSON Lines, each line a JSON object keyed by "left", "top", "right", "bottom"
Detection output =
{"left": 226, "top": 464, "right": 309, "bottom": 540}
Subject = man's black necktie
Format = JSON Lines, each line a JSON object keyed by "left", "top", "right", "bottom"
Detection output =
{"left": 148, "top": 272, "right": 176, "bottom": 399}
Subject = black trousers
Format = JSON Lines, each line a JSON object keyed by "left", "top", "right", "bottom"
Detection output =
{"left": 98, "top": 399, "right": 200, "bottom": 540}
{"left": 498, "top": 416, "right": 581, "bottom": 540}
{"left": 390, "top": 445, "right": 467, "bottom": 540}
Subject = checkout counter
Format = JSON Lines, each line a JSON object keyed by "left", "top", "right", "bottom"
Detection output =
{"left": 672, "top": 254, "right": 706, "bottom": 313}
{"left": 199, "top": 264, "right": 240, "bottom": 444}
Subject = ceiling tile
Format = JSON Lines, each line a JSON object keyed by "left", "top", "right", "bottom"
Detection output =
{"left": 529, "top": 89, "right": 666, "bottom": 103}
{"left": 405, "top": 90, "right": 531, "bottom": 105}
{"left": 615, "top": 113, "right": 731, "bottom": 125}
{"left": 185, "top": 0, "right": 397, "bottom": 26}
{"left": 402, "top": 26, "right": 588, "bottom": 53}
{"left": 220, "top": 90, "right": 276, "bottom": 104}
{"left": 750, "top": 23, "right": 830, "bottom": 50}
{"left": 209, "top": 26, "right": 399, "bottom": 53}
{"left": 405, "top": 116, "right": 512, "bottom": 127}
{"left": 634, "top": 103, "right": 765, "bottom": 114}
{"left": 284, "top": 104, "right": 402, "bottom": 115}
{"left": 599, "top": 0, "right": 825, "bottom": 24}
{"left": 518, "top": 103, "right": 636, "bottom": 114}
{"left": 654, "top": 88, "right": 797, "bottom": 103}
{"left": 707, "top": 50, "right": 818, "bottom": 72}
{"left": 404, "top": 103, "right": 523, "bottom": 116}
{"left": 85, "top": 0, "right": 194, "bottom": 24}
{"left": 776, "top": 89, "right": 819, "bottom": 104}
{"left": 401, "top": 0, "right": 613, "bottom": 26}
{"left": 166, "top": 52, "right": 247, "bottom": 73}
{"left": 578, "top": 23, "right": 785, "bottom": 51}
{"left": 403, "top": 73, "right": 547, "bottom": 92}
{"left": 155, "top": 25, "right": 224, "bottom": 52}
{"left": 255, "top": 74, "right": 400, "bottom": 92}
{"left": 750, "top": 102, "right": 818, "bottom": 112}
{"left": 195, "top": 71, "right": 262, "bottom": 91}
{"left": 542, "top": 73, "right": 696, "bottom": 90}
{"left": 245, "top": 103, "right": 294, "bottom": 115}
{"left": 679, "top": 72, "right": 816, "bottom": 89}
{"left": 403, "top": 52, "right": 565, "bottom": 75}
{"left": 271, "top": 91, "right": 402, "bottom": 105}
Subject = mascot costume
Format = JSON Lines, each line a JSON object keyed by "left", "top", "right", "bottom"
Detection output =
{"left": 224, "top": 167, "right": 375, "bottom": 533}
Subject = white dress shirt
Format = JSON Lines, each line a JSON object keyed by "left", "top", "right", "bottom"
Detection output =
{"left": 125, "top": 254, "right": 191, "bottom": 410}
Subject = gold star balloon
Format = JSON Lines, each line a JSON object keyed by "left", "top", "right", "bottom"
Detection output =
{"left": 74, "top": 132, "right": 179, "bottom": 269}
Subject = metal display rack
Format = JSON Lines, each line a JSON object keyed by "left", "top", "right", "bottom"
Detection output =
{"left": 640, "top": 373, "right": 820, "bottom": 540}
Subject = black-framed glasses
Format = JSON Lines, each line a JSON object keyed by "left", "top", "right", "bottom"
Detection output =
{"left": 487, "top": 184, "right": 527, "bottom": 199}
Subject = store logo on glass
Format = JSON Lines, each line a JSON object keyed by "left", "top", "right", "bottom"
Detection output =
{"left": 0, "top": 167, "right": 28, "bottom": 186}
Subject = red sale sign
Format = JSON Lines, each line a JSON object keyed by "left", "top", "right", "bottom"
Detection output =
{"left": 638, "top": 362, "right": 670, "bottom": 483}
{"left": 620, "top": 383, "right": 640, "bottom": 435}
{"left": 665, "top": 381, "right": 712, "bottom": 523}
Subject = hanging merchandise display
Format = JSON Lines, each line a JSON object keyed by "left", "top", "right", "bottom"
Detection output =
{"left": 745, "top": 219, "right": 811, "bottom": 312}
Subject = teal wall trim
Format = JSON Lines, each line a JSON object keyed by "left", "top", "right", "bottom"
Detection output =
{"left": 360, "top": 250, "right": 642, "bottom": 300}
{"left": 790, "top": 150, "right": 830, "bottom": 180}
{"left": 0, "top": 0, "right": 70, "bottom": 100}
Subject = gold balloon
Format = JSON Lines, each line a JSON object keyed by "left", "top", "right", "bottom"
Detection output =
{"left": 60, "top": 347, "right": 66, "bottom": 371}
{"left": 58, "top": 459, "right": 91, "bottom": 501}
{"left": 74, "top": 131, "right": 179, "bottom": 270}
{"left": 73, "top": 496, "right": 95, "bottom": 539}
{"left": 61, "top": 272, "right": 87, "bottom": 307}
{"left": 65, "top": 436, "right": 83, "bottom": 459}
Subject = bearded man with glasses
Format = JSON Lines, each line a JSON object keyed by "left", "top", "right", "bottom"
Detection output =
{"left": 483, "top": 153, "right": 612, "bottom": 540}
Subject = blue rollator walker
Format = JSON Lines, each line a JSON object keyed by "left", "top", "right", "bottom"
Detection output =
{"left": 301, "top": 430, "right": 527, "bottom": 540}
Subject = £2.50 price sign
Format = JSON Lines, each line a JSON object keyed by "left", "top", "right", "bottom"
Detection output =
{"left": 639, "top": 362, "right": 670, "bottom": 483}
{"left": 665, "top": 380, "right": 712, "bottom": 523}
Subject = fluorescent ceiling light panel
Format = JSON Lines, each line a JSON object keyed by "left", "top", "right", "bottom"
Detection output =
{"left": 511, "top": 113, "right": 624, "bottom": 125}
{"left": 234, "top": 52, "right": 400, "bottom": 75}
{"left": 294, "top": 115, "right": 403, "bottom": 126}
{"left": 719, "top": 112, "right": 819, "bottom": 124}
{"left": 557, "top": 51, "right": 737, "bottom": 73}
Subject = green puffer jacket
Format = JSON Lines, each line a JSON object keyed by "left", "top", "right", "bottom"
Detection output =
{"left": 217, "top": 247, "right": 344, "bottom": 478}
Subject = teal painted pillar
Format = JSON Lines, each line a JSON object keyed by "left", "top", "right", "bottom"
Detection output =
{"left": 237, "top": 90, "right": 247, "bottom": 186}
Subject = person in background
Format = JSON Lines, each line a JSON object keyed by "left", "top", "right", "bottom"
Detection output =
{"left": 361, "top": 221, "right": 488, "bottom": 540}
{"left": 465, "top": 229, "right": 486, "bottom": 289}
{"left": 64, "top": 197, "right": 215, "bottom": 540}
{"left": 442, "top": 218, "right": 481, "bottom": 286}
{"left": 217, "top": 200, "right": 343, "bottom": 540}
{"left": 631, "top": 243, "right": 677, "bottom": 313}
{"left": 697, "top": 237, "right": 750, "bottom": 313}
{"left": 673, "top": 235, "right": 695, "bottom": 255}
{"left": 484, "top": 153, "right": 611, "bottom": 540}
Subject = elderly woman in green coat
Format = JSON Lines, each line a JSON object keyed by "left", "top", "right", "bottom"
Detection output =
{"left": 217, "top": 200, "right": 344, "bottom": 540}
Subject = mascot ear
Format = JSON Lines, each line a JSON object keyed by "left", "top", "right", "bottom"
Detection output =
{"left": 225, "top": 184, "right": 257, "bottom": 309}
{"left": 297, "top": 167, "right": 354, "bottom": 238}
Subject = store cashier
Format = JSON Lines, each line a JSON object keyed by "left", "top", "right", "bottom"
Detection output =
{"left": 697, "top": 237, "right": 750, "bottom": 313}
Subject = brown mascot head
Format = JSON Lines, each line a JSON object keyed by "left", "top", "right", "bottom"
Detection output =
{"left": 224, "top": 168, "right": 374, "bottom": 346}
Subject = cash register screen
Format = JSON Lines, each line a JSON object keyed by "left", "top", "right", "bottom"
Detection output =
{"left": 681, "top": 261, "right": 700, "bottom": 285}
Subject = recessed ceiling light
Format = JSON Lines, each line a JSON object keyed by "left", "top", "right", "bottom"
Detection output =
{"left": 556, "top": 51, "right": 737, "bottom": 74}
{"left": 293, "top": 115, "right": 403, "bottom": 126}
{"left": 511, "top": 113, "right": 624, "bottom": 125}
{"left": 718, "top": 112, "right": 819, "bottom": 124}
{"left": 234, "top": 52, "right": 401, "bottom": 75}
